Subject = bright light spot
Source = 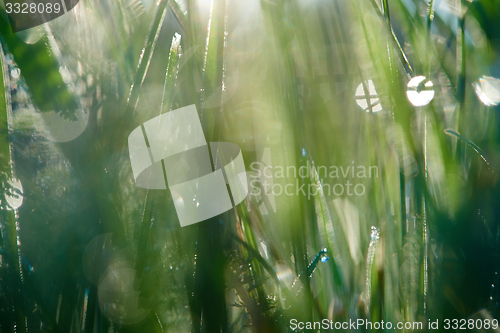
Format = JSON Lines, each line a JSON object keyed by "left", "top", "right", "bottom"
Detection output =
{"left": 10, "top": 68, "right": 20, "bottom": 79}
{"left": 320, "top": 249, "right": 330, "bottom": 263}
{"left": 16, "top": 25, "right": 44, "bottom": 44}
{"left": 6, "top": 179, "right": 23, "bottom": 210}
{"left": 98, "top": 266, "right": 149, "bottom": 325}
{"left": 41, "top": 110, "right": 89, "bottom": 142}
{"left": 407, "top": 76, "right": 435, "bottom": 106}
{"left": 276, "top": 263, "right": 294, "bottom": 288}
{"left": 259, "top": 241, "right": 269, "bottom": 259}
{"left": 473, "top": 76, "right": 500, "bottom": 106}
{"left": 355, "top": 80, "right": 382, "bottom": 112}
{"left": 59, "top": 67, "right": 72, "bottom": 84}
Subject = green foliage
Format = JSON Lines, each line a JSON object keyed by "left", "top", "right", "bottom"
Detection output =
{"left": 0, "top": 0, "right": 500, "bottom": 332}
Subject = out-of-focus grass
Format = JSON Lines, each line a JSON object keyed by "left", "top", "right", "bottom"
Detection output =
{"left": 0, "top": 0, "right": 500, "bottom": 332}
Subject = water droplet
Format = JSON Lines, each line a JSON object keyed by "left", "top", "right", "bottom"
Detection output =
{"left": 320, "top": 247, "right": 329, "bottom": 263}
{"left": 355, "top": 80, "right": 382, "bottom": 112}
{"left": 407, "top": 76, "right": 434, "bottom": 106}
{"left": 474, "top": 76, "right": 500, "bottom": 106}
{"left": 6, "top": 179, "right": 23, "bottom": 210}
{"left": 10, "top": 68, "right": 20, "bottom": 79}
{"left": 370, "top": 226, "right": 380, "bottom": 240}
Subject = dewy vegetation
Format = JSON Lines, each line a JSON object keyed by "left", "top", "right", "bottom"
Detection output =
{"left": 0, "top": 0, "right": 500, "bottom": 332}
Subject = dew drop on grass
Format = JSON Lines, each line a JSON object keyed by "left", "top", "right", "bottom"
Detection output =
{"left": 474, "top": 76, "right": 500, "bottom": 106}
{"left": 320, "top": 249, "right": 329, "bottom": 263}
{"left": 10, "top": 68, "right": 20, "bottom": 79}
{"left": 6, "top": 179, "right": 23, "bottom": 210}
{"left": 363, "top": 226, "right": 380, "bottom": 311}
{"left": 407, "top": 76, "right": 435, "bottom": 106}
{"left": 355, "top": 80, "right": 382, "bottom": 112}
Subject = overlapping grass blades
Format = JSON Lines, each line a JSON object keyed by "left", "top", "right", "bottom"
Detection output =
{"left": 1, "top": 0, "right": 500, "bottom": 331}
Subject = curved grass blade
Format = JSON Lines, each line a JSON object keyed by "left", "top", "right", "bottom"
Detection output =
{"left": 160, "top": 32, "right": 182, "bottom": 114}
{"left": 231, "top": 233, "right": 280, "bottom": 284}
{"left": 444, "top": 129, "right": 492, "bottom": 167}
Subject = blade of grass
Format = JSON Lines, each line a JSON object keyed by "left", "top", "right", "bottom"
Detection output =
{"left": 444, "top": 129, "right": 493, "bottom": 167}
{"left": 0, "top": 44, "right": 26, "bottom": 333}
{"left": 126, "top": 0, "right": 169, "bottom": 111}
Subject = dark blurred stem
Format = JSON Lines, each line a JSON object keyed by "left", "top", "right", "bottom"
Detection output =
{"left": 381, "top": 0, "right": 391, "bottom": 25}
{"left": 135, "top": 191, "right": 155, "bottom": 275}
{"left": 194, "top": 221, "right": 228, "bottom": 333}
{"left": 426, "top": 0, "right": 435, "bottom": 76}
{"left": 368, "top": 0, "right": 413, "bottom": 77}
{"left": 187, "top": 0, "right": 230, "bottom": 329}
{"left": 126, "top": 0, "right": 169, "bottom": 112}
{"left": 457, "top": 16, "right": 466, "bottom": 159}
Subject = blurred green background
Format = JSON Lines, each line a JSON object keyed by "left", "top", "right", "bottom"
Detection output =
{"left": 1, "top": 0, "right": 500, "bottom": 331}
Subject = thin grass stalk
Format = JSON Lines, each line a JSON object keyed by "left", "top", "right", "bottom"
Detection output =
{"left": 260, "top": 2, "right": 318, "bottom": 321}
{"left": 355, "top": 2, "right": 404, "bottom": 323}
{"left": 457, "top": 16, "right": 467, "bottom": 161}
